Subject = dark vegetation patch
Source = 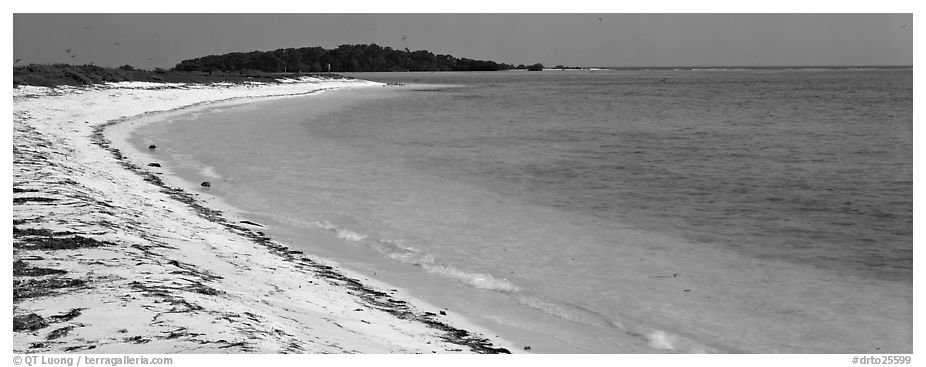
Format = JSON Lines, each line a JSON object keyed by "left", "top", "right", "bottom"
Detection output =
{"left": 12, "top": 309, "right": 84, "bottom": 333}
{"left": 124, "top": 335, "right": 151, "bottom": 344}
{"left": 173, "top": 44, "right": 518, "bottom": 73}
{"left": 14, "top": 226, "right": 112, "bottom": 250}
{"left": 164, "top": 327, "right": 204, "bottom": 340}
{"left": 13, "top": 187, "right": 40, "bottom": 193}
{"left": 13, "top": 196, "right": 58, "bottom": 204}
{"left": 14, "top": 63, "right": 343, "bottom": 88}
{"left": 13, "top": 260, "right": 67, "bottom": 277}
{"left": 48, "top": 308, "right": 84, "bottom": 323}
{"left": 46, "top": 326, "right": 75, "bottom": 340}
{"left": 63, "top": 344, "right": 96, "bottom": 352}
{"left": 13, "top": 313, "right": 49, "bottom": 332}
{"left": 14, "top": 278, "right": 87, "bottom": 301}
{"left": 13, "top": 227, "right": 76, "bottom": 237}
{"left": 14, "top": 234, "right": 112, "bottom": 250}
{"left": 127, "top": 281, "right": 205, "bottom": 313}
{"left": 14, "top": 227, "right": 56, "bottom": 236}
{"left": 164, "top": 259, "right": 223, "bottom": 282}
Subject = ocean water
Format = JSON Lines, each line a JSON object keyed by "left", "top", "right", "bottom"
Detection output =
{"left": 130, "top": 69, "right": 912, "bottom": 353}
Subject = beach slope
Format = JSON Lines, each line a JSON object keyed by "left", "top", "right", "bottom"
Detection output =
{"left": 12, "top": 78, "right": 511, "bottom": 354}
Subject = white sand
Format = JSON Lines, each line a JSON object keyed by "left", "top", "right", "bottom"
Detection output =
{"left": 12, "top": 77, "right": 513, "bottom": 354}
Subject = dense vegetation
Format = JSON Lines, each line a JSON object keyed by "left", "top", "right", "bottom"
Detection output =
{"left": 174, "top": 44, "right": 523, "bottom": 73}
{"left": 527, "top": 63, "right": 545, "bottom": 71}
{"left": 13, "top": 63, "right": 344, "bottom": 87}
{"left": 13, "top": 44, "right": 542, "bottom": 87}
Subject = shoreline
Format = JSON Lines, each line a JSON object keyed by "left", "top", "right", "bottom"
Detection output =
{"left": 12, "top": 78, "right": 513, "bottom": 353}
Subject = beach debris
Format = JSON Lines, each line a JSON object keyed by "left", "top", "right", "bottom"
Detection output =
{"left": 147, "top": 163, "right": 161, "bottom": 167}
{"left": 148, "top": 144, "right": 157, "bottom": 150}
{"left": 200, "top": 181, "right": 211, "bottom": 188}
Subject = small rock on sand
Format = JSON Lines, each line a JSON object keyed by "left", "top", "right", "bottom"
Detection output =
{"left": 200, "top": 182, "right": 211, "bottom": 188}
{"left": 148, "top": 144, "right": 157, "bottom": 150}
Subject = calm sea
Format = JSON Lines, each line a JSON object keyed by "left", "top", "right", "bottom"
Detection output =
{"left": 130, "top": 69, "right": 912, "bottom": 353}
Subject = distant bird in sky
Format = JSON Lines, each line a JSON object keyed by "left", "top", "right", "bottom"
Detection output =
{"left": 70, "top": 54, "right": 76, "bottom": 58}
{"left": 400, "top": 34, "right": 408, "bottom": 41}
{"left": 900, "top": 24, "right": 907, "bottom": 29}
{"left": 597, "top": 17, "right": 603, "bottom": 22}
{"left": 81, "top": 26, "right": 91, "bottom": 30}
{"left": 15, "top": 58, "right": 22, "bottom": 64}
{"left": 65, "top": 48, "right": 71, "bottom": 54}
{"left": 113, "top": 41, "right": 120, "bottom": 46}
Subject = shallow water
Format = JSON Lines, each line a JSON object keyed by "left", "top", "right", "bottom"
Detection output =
{"left": 131, "top": 69, "right": 912, "bottom": 353}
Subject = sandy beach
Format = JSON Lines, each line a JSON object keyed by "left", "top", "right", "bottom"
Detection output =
{"left": 12, "top": 77, "right": 513, "bottom": 353}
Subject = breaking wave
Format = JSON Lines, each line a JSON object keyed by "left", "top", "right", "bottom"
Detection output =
{"left": 310, "top": 220, "right": 519, "bottom": 293}
{"left": 515, "top": 295, "right": 719, "bottom": 353}
{"left": 198, "top": 165, "right": 221, "bottom": 179}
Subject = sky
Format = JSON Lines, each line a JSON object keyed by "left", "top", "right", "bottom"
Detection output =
{"left": 12, "top": 13, "right": 914, "bottom": 70}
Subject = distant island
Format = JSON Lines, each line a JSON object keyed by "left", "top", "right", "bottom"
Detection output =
{"left": 174, "top": 44, "right": 545, "bottom": 73}
{"left": 14, "top": 44, "right": 565, "bottom": 87}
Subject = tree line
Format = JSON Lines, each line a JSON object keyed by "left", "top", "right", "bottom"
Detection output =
{"left": 174, "top": 44, "right": 542, "bottom": 73}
